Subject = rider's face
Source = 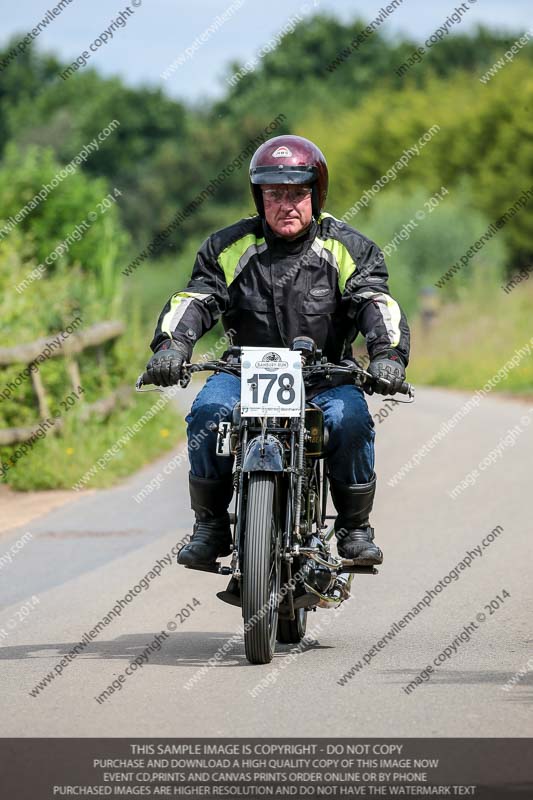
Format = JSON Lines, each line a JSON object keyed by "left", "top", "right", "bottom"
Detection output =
{"left": 262, "top": 183, "right": 313, "bottom": 239}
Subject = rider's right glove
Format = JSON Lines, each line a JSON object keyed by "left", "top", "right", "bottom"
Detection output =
{"left": 145, "top": 340, "right": 189, "bottom": 387}
{"left": 368, "top": 350, "right": 406, "bottom": 395}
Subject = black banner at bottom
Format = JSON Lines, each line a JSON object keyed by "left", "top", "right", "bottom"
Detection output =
{"left": 1, "top": 739, "right": 532, "bottom": 799}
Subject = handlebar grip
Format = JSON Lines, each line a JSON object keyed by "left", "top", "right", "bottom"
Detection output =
{"left": 397, "top": 380, "right": 414, "bottom": 397}
{"left": 136, "top": 363, "right": 194, "bottom": 389}
{"left": 136, "top": 372, "right": 152, "bottom": 388}
{"left": 362, "top": 372, "right": 414, "bottom": 398}
{"left": 397, "top": 381, "right": 411, "bottom": 394}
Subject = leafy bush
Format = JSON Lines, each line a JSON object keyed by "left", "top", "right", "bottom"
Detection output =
{"left": 0, "top": 151, "right": 184, "bottom": 490}
{"left": 357, "top": 183, "right": 507, "bottom": 316}
{"left": 0, "top": 143, "right": 128, "bottom": 288}
{"left": 302, "top": 61, "right": 533, "bottom": 269}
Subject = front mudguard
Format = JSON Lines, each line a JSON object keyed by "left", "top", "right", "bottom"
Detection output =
{"left": 242, "top": 434, "right": 284, "bottom": 472}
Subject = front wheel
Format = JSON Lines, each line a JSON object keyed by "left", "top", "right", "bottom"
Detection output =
{"left": 242, "top": 473, "right": 281, "bottom": 664}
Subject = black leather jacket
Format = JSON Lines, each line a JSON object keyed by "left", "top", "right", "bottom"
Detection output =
{"left": 150, "top": 212, "right": 410, "bottom": 386}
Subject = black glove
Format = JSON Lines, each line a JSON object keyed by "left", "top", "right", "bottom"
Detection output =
{"left": 145, "top": 340, "right": 189, "bottom": 387}
{"left": 368, "top": 350, "right": 406, "bottom": 395}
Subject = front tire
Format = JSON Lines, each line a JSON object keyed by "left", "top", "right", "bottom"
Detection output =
{"left": 242, "top": 473, "right": 281, "bottom": 664}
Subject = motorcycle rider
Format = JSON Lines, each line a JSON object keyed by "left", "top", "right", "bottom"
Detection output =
{"left": 145, "top": 135, "right": 410, "bottom": 569}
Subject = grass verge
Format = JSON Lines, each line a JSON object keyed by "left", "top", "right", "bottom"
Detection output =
{"left": 407, "top": 278, "right": 533, "bottom": 393}
{"left": 3, "top": 393, "right": 184, "bottom": 492}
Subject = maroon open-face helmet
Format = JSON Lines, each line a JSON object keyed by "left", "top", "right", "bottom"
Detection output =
{"left": 249, "top": 134, "right": 328, "bottom": 218}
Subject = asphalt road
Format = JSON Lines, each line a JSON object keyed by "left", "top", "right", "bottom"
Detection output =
{"left": 1, "top": 382, "right": 532, "bottom": 737}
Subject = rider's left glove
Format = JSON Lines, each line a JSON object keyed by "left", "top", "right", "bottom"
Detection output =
{"left": 368, "top": 350, "right": 406, "bottom": 395}
{"left": 145, "top": 340, "right": 189, "bottom": 387}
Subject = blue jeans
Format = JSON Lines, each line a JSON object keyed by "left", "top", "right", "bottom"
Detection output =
{"left": 185, "top": 373, "right": 375, "bottom": 485}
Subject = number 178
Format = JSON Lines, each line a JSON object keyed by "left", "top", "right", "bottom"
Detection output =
{"left": 247, "top": 373, "right": 295, "bottom": 405}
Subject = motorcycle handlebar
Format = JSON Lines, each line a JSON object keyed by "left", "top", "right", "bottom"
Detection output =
{"left": 136, "top": 361, "right": 414, "bottom": 399}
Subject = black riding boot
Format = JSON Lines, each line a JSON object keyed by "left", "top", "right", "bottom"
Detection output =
{"left": 329, "top": 474, "right": 383, "bottom": 566}
{"left": 177, "top": 473, "right": 233, "bottom": 567}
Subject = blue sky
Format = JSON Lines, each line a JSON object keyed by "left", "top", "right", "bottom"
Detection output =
{"left": 3, "top": 0, "right": 531, "bottom": 103}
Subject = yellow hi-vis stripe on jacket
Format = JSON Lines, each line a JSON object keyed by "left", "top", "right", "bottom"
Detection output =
{"left": 161, "top": 291, "right": 211, "bottom": 337}
{"left": 311, "top": 235, "right": 356, "bottom": 292}
{"left": 217, "top": 234, "right": 267, "bottom": 285}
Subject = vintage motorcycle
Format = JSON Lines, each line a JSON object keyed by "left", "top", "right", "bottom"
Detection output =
{"left": 137, "top": 337, "right": 413, "bottom": 664}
